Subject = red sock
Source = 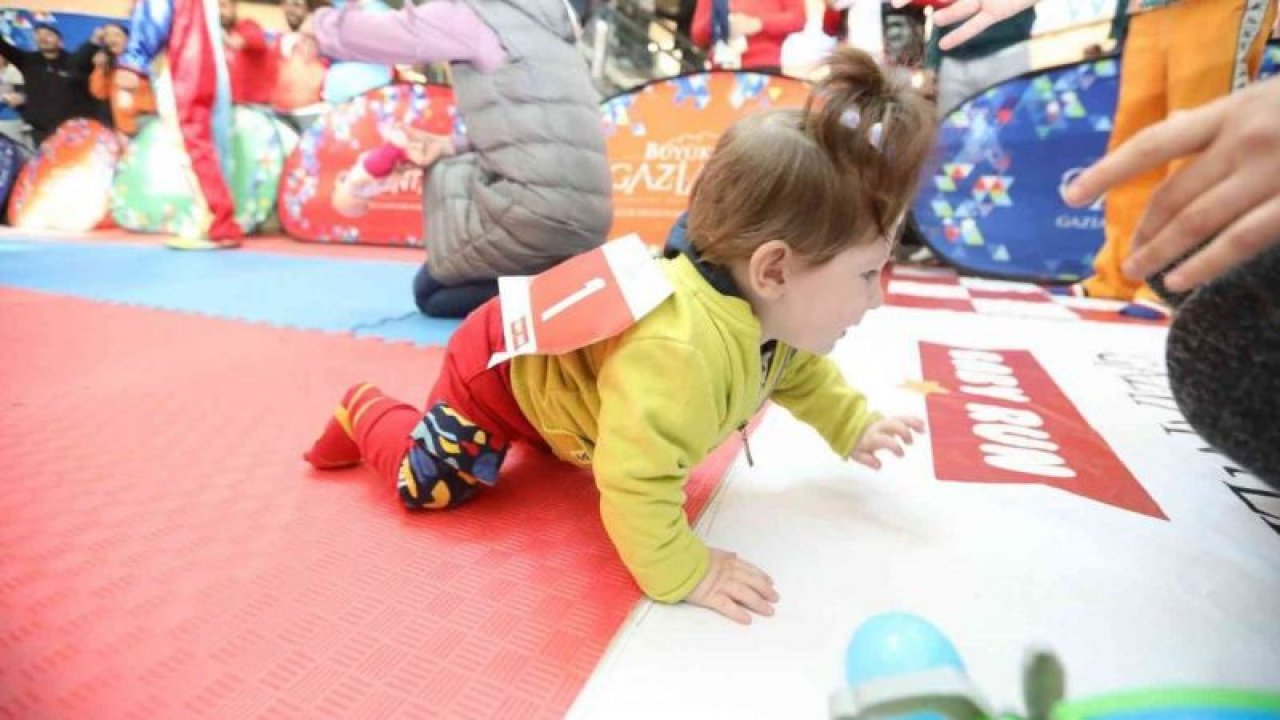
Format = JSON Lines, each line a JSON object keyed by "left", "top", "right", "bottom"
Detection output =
{"left": 352, "top": 393, "right": 419, "bottom": 486}
{"left": 303, "top": 383, "right": 419, "bottom": 487}
{"left": 304, "top": 383, "right": 379, "bottom": 469}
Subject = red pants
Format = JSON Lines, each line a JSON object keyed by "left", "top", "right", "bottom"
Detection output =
{"left": 353, "top": 298, "right": 545, "bottom": 507}
{"left": 424, "top": 298, "right": 545, "bottom": 450}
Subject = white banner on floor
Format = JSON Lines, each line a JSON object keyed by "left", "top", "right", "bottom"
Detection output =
{"left": 569, "top": 306, "right": 1280, "bottom": 720}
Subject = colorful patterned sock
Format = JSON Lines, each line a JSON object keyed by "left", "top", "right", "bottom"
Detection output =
{"left": 398, "top": 402, "right": 509, "bottom": 510}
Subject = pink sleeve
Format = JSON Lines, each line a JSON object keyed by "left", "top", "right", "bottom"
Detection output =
{"left": 361, "top": 144, "right": 409, "bottom": 177}
{"left": 311, "top": 2, "right": 505, "bottom": 71}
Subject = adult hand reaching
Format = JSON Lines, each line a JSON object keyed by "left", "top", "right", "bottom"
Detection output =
{"left": 1064, "top": 76, "right": 1280, "bottom": 292}
{"left": 891, "top": 0, "right": 1038, "bottom": 50}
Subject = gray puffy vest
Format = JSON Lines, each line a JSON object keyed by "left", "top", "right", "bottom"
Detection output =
{"left": 425, "top": 0, "right": 613, "bottom": 284}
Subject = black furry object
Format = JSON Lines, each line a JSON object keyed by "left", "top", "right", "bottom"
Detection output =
{"left": 1163, "top": 245, "right": 1280, "bottom": 487}
{"left": 1145, "top": 259, "right": 1194, "bottom": 310}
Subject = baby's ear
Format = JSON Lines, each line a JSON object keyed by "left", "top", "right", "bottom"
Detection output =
{"left": 747, "top": 240, "right": 792, "bottom": 299}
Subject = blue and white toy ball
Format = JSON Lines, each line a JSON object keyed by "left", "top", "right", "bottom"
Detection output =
{"left": 845, "top": 612, "right": 967, "bottom": 687}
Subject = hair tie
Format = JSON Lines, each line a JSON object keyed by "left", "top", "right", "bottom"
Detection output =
{"left": 869, "top": 122, "right": 884, "bottom": 150}
{"left": 870, "top": 105, "right": 893, "bottom": 153}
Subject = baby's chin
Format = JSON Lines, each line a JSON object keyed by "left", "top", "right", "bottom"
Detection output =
{"left": 799, "top": 334, "right": 842, "bottom": 356}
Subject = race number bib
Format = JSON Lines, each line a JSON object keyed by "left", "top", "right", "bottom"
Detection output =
{"left": 488, "top": 234, "right": 675, "bottom": 367}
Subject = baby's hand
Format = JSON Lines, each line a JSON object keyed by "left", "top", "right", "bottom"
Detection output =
{"left": 393, "top": 127, "right": 455, "bottom": 168}
{"left": 685, "top": 548, "right": 778, "bottom": 625}
{"left": 850, "top": 416, "right": 925, "bottom": 470}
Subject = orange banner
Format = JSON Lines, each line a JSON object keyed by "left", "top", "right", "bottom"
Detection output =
{"left": 603, "top": 72, "right": 811, "bottom": 246}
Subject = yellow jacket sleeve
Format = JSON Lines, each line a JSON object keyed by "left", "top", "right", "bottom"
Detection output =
{"left": 770, "top": 350, "right": 881, "bottom": 457}
{"left": 593, "top": 338, "right": 723, "bottom": 603}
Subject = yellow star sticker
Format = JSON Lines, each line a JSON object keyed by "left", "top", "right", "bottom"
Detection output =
{"left": 899, "top": 379, "right": 950, "bottom": 395}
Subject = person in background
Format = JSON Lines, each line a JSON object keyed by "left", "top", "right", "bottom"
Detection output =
{"left": 0, "top": 22, "right": 99, "bottom": 147}
{"left": 272, "top": 0, "right": 329, "bottom": 112}
{"left": 0, "top": 56, "right": 30, "bottom": 151}
{"left": 281, "top": 0, "right": 313, "bottom": 31}
{"left": 926, "top": 7, "right": 1035, "bottom": 118}
{"left": 89, "top": 23, "right": 157, "bottom": 137}
{"left": 220, "top": 0, "right": 277, "bottom": 106}
{"left": 306, "top": 0, "right": 612, "bottom": 318}
{"left": 693, "top": 0, "right": 806, "bottom": 71}
{"left": 117, "top": 0, "right": 244, "bottom": 248}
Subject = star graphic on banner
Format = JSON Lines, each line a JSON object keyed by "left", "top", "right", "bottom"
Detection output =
{"left": 899, "top": 379, "right": 950, "bottom": 395}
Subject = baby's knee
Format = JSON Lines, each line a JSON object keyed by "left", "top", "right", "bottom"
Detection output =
{"left": 397, "top": 402, "right": 509, "bottom": 509}
{"left": 397, "top": 450, "right": 483, "bottom": 510}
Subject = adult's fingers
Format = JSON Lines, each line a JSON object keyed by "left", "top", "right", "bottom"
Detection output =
{"left": 933, "top": 0, "right": 981, "bottom": 27}
{"left": 1125, "top": 140, "right": 1235, "bottom": 257}
{"left": 1064, "top": 103, "right": 1223, "bottom": 207}
{"left": 1164, "top": 200, "right": 1280, "bottom": 291}
{"left": 1124, "top": 170, "right": 1259, "bottom": 281}
{"left": 938, "top": 16, "right": 998, "bottom": 51}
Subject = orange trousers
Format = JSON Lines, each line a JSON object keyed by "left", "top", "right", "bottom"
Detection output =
{"left": 1082, "top": 0, "right": 1277, "bottom": 301}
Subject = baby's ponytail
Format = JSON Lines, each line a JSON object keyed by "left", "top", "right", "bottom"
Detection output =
{"left": 805, "top": 47, "right": 935, "bottom": 241}
{"left": 688, "top": 48, "right": 936, "bottom": 267}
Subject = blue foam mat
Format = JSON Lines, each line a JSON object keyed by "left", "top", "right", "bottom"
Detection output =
{"left": 0, "top": 239, "right": 460, "bottom": 346}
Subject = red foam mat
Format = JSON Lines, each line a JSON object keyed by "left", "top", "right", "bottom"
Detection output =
{"left": 0, "top": 288, "right": 736, "bottom": 719}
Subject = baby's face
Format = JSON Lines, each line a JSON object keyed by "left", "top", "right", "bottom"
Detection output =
{"left": 760, "top": 241, "right": 888, "bottom": 355}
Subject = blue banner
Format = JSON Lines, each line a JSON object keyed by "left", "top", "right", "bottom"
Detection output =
{"left": 1261, "top": 40, "right": 1280, "bottom": 79}
{"left": 0, "top": 9, "right": 122, "bottom": 51}
{"left": 915, "top": 41, "right": 1280, "bottom": 283}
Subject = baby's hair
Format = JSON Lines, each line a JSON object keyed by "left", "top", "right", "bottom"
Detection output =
{"left": 687, "top": 47, "right": 936, "bottom": 267}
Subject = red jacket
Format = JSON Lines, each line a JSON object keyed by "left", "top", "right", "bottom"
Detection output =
{"left": 692, "top": 0, "right": 806, "bottom": 70}
{"left": 225, "top": 19, "right": 278, "bottom": 105}
{"left": 271, "top": 32, "right": 328, "bottom": 111}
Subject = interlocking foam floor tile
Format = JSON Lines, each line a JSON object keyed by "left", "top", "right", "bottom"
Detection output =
{"left": 0, "top": 288, "right": 736, "bottom": 719}
{"left": 0, "top": 238, "right": 458, "bottom": 346}
{"left": 0, "top": 228, "right": 426, "bottom": 263}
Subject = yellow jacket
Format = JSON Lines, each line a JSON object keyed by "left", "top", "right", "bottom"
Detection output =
{"left": 510, "top": 254, "right": 880, "bottom": 602}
